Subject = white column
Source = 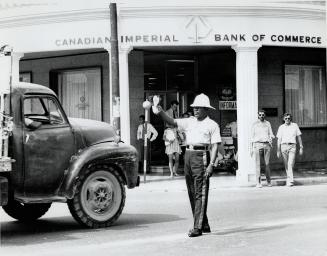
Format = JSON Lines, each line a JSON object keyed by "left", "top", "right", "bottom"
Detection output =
{"left": 11, "top": 52, "right": 24, "bottom": 83}
{"left": 0, "top": 52, "right": 24, "bottom": 93}
{"left": 232, "top": 45, "right": 260, "bottom": 186}
{"left": 119, "top": 46, "right": 132, "bottom": 144}
{"left": 104, "top": 47, "right": 113, "bottom": 124}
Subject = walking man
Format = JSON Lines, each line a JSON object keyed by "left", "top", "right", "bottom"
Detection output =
{"left": 276, "top": 113, "right": 303, "bottom": 186}
{"left": 251, "top": 110, "right": 275, "bottom": 188}
{"left": 152, "top": 93, "right": 225, "bottom": 237}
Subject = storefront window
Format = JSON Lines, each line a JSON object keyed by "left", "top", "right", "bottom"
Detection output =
{"left": 285, "top": 65, "right": 326, "bottom": 127}
{"left": 57, "top": 68, "right": 102, "bottom": 121}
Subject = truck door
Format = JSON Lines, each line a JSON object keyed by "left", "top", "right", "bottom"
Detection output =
{"left": 23, "top": 95, "right": 75, "bottom": 196}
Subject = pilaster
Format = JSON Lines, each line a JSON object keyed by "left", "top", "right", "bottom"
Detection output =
{"left": 118, "top": 46, "right": 133, "bottom": 144}
{"left": 232, "top": 45, "right": 260, "bottom": 186}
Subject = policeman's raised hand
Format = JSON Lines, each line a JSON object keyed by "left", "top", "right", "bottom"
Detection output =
{"left": 153, "top": 95, "right": 160, "bottom": 106}
{"left": 152, "top": 95, "right": 161, "bottom": 114}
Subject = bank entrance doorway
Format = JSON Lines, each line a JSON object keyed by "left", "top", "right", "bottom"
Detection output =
{"left": 142, "top": 47, "right": 237, "bottom": 166}
{"left": 145, "top": 90, "right": 195, "bottom": 165}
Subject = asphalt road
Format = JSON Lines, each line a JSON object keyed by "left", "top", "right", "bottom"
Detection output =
{"left": 1, "top": 177, "right": 327, "bottom": 256}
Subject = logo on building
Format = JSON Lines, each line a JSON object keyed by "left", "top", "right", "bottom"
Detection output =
{"left": 185, "top": 16, "right": 212, "bottom": 43}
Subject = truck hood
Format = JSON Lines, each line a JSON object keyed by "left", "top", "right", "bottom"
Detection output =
{"left": 68, "top": 118, "right": 117, "bottom": 146}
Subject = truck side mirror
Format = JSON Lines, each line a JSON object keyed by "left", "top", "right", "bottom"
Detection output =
{"left": 24, "top": 118, "right": 42, "bottom": 130}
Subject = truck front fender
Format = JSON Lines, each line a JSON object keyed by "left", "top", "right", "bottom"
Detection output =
{"left": 58, "top": 142, "right": 139, "bottom": 199}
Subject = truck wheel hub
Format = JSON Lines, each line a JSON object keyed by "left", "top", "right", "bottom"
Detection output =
{"left": 87, "top": 181, "right": 113, "bottom": 212}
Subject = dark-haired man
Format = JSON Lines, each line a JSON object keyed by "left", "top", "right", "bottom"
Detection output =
{"left": 251, "top": 110, "right": 275, "bottom": 188}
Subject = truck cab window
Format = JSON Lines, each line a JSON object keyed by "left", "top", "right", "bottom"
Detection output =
{"left": 24, "top": 96, "right": 66, "bottom": 125}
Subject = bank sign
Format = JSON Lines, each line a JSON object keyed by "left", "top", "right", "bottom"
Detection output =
{"left": 54, "top": 16, "right": 324, "bottom": 48}
{"left": 119, "top": 33, "right": 322, "bottom": 45}
{"left": 117, "top": 15, "right": 323, "bottom": 46}
{"left": 55, "top": 33, "right": 322, "bottom": 48}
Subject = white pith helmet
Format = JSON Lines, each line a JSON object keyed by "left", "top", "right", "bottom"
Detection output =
{"left": 190, "top": 93, "right": 215, "bottom": 110}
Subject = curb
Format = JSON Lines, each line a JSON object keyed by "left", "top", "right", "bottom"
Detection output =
{"left": 140, "top": 174, "right": 327, "bottom": 187}
{"left": 272, "top": 176, "right": 327, "bottom": 186}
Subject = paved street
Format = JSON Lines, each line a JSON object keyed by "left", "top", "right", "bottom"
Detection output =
{"left": 1, "top": 177, "right": 327, "bottom": 256}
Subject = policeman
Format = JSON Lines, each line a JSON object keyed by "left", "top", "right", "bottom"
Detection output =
{"left": 152, "top": 93, "right": 225, "bottom": 237}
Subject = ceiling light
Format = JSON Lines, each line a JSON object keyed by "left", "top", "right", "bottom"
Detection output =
{"left": 166, "top": 59, "right": 195, "bottom": 63}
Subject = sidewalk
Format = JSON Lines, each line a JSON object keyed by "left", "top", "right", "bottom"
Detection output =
{"left": 139, "top": 167, "right": 327, "bottom": 187}
{"left": 269, "top": 168, "right": 327, "bottom": 186}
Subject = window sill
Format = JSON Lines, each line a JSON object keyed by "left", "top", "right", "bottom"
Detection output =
{"left": 299, "top": 125, "right": 327, "bottom": 130}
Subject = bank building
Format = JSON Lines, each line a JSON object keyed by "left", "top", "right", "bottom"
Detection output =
{"left": 0, "top": 0, "right": 326, "bottom": 186}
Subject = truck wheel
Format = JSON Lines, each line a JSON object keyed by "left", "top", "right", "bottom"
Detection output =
{"left": 3, "top": 201, "right": 51, "bottom": 221}
{"left": 68, "top": 165, "right": 126, "bottom": 228}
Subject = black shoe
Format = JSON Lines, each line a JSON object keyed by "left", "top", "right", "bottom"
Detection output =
{"left": 202, "top": 225, "right": 211, "bottom": 233}
{"left": 188, "top": 229, "right": 202, "bottom": 237}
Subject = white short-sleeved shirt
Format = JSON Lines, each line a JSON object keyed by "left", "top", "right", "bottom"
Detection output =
{"left": 175, "top": 116, "right": 221, "bottom": 145}
{"left": 137, "top": 123, "right": 158, "bottom": 141}
{"left": 276, "top": 122, "right": 302, "bottom": 144}
{"left": 251, "top": 120, "right": 275, "bottom": 143}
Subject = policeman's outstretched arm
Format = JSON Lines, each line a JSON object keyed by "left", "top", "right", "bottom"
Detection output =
{"left": 152, "top": 104, "right": 177, "bottom": 127}
{"left": 158, "top": 109, "right": 177, "bottom": 127}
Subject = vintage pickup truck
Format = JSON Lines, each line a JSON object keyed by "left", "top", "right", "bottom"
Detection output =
{"left": 0, "top": 82, "right": 139, "bottom": 228}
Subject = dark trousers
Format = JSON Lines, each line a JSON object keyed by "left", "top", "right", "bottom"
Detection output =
{"left": 184, "top": 149, "right": 210, "bottom": 230}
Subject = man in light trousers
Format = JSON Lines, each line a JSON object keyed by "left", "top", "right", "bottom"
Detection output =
{"left": 277, "top": 113, "right": 304, "bottom": 186}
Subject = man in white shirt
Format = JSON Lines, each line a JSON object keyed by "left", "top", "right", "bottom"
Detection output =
{"left": 152, "top": 93, "right": 225, "bottom": 238}
{"left": 251, "top": 110, "right": 275, "bottom": 188}
{"left": 276, "top": 113, "right": 304, "bottom": 186}
{"left": 137, "top": 115, "right": 158, "bottom": 172}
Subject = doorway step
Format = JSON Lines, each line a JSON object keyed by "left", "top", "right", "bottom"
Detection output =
{"left": 150, "top": 165, "right": 184, "bottom": 175}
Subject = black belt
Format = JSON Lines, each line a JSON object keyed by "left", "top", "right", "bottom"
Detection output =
{"left": 282, "top": 143, "right": 296, "bottom": 145}
{"left": 186, "top": 145, "right": 209, "bottom": 150}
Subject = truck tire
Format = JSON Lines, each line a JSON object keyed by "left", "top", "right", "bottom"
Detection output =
{"left": 67, "top": 165, "right": 126, "bottom": 228}
{"left": 3, "top": 201, "right": 51, "bottom": 221}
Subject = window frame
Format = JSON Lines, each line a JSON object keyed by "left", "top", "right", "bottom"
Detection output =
{"left": 283, "top": 63, "right": 327, "bottom": 129}
{"left": 50, "top": 66, "right": 103, "bottom": 122}
{"left": 22, "top": 94, "right": 69, "bottom": 129}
